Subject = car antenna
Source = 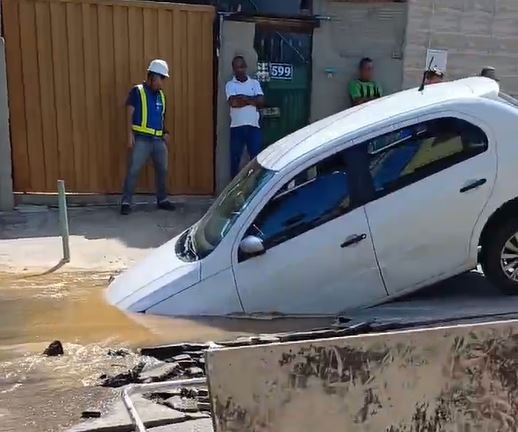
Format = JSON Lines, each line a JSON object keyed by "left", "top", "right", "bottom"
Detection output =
{"left": 418, "top": 57, "right": 435, "bottom": 92}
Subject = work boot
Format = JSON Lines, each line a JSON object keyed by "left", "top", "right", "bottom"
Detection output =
{"left": 120, "top": 204, "right": 132, "bottom": 215}
{"left": 157, "top": 200, "right": 176, "bottom": 211}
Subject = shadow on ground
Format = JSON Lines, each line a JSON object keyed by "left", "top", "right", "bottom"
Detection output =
{"left": 0, "top": 202, "right": 209, "bottom": 250}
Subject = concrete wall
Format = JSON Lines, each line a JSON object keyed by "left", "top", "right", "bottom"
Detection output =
{"left": 310, "top": 0, "right": 407, "bottom": 121}
{"left": 404, "top": 0, "right": 518, "bottom": 95}
{"left": 207, "top": 319, "right": 518, "bottom": 431}
{"left": 215, "top": 19, "right": 257, "bottom": 193}
{"left": 0, "top": 37, "right": 13, "bottom": 211}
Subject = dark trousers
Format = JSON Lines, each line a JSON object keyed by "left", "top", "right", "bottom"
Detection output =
{"left": 230, "top": 126, "right": 262, "bottom": 178}
{"left": 122, "top": 135, "right": 168, "bottom": 205}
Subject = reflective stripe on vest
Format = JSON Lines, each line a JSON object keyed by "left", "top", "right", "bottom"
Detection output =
{"left": 131, "top": 84, "right": 166, "bottom": 137}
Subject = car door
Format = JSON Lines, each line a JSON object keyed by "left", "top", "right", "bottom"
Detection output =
{"left": 362, "top": 113, "right": 497, "bottom": 295}
{"left": 231, "top": 150, "right": 387, "bottom": 315}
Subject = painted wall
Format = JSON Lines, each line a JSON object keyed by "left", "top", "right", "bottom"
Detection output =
{"left": 404, "top": 0, "right": 518, "bottom": 96}
{"left": 310, "top": 0, "right": 407, "bottom": 121}
{"left": 207, "top": 319, "right": 518, "bottom": 431}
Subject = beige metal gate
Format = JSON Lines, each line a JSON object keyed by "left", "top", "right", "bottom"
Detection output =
{"left": 3, "top": 0, "right": 215, "bottom": 194}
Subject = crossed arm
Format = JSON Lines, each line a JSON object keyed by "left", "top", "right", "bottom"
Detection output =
{"left": 228, "top": 94, "right": 265, "bottom": 108}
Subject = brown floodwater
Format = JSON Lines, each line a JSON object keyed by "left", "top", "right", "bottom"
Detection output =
{"left": 0, "top": 271, "right": 330, "bottom": 432}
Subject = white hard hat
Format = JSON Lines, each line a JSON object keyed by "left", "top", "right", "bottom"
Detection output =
{"left": 147, "top": 59, "right": 169, "bottom": 78}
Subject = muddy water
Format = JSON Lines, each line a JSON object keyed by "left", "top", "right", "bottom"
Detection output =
{"left": 0, "top": 271, "right": 330, "bottom": 432}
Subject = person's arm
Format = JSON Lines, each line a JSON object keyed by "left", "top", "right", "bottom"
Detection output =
{"left": 162, "top": 95, "right": 170, "bottom": 145}
{"left": 127, "top": 106, "right": 135, "bottom": 148}
{"left": 126, "top": 88, "right": 137, "bottom": 149}
{"left": 376, "top": 83, "right": 383, "bottom": 98}
{"left": 226, "top": 81, "right": 248, "bottom": 108}
{"left": 246, "top": 80, "right": 265, "bottom": 107}
{"left": 348, "top": 80, "right": 369, "bottom": 106}
{"left": 228, "top": 95, "right": 250, "bottom": 108}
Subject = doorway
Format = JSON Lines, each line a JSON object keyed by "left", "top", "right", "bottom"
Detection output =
{"left": 254, "top": 24, "right": 312, "bottom": 148}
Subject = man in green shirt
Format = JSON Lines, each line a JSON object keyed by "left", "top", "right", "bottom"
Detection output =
{"left": 348, "top": 57, "right": 383, "bottom": 106}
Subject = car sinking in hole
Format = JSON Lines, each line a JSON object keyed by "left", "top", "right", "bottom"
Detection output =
{"left": 107, "top": 77, "right": 518, "bottom": 317}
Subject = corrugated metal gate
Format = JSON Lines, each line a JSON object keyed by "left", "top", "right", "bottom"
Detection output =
{"left": 3, "top": 0, "right": 215, "bottom": 194}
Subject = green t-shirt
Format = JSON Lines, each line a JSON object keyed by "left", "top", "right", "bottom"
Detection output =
{"left": 348, "top": 79, "right": 383, "bottom": 103}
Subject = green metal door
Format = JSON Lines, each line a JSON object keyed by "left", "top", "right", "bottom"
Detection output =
{"left": 254, "top": 26, "right": 312, "bottom": 148}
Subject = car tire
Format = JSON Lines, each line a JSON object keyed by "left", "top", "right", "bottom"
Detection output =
{"left": 482, "top": 218, "right": 518, "bottom": 295}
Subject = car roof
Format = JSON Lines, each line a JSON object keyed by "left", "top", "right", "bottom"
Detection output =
{"left": 257, "top": 77, "right": 500, "bottom": 172}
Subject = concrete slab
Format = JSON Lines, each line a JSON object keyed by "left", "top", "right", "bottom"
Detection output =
{"left": 139, "top": 362, "right": 181, "bottom": 383}
{"left": 68, "top": 393, "right": 187, "bottom": 432}
{"left": 149, "top": 419, "right": 213, "bottom": 432}
{"left": 206, "top": 319, "right": 518, "bottom": 431}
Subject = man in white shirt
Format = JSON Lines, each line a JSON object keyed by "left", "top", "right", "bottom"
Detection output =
{"left": 225, "top": 56, "right": 265, "bottom": 178}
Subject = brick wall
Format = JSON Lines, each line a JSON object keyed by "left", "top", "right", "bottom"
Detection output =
{"left": 403, "top": 0, "right": 518, "bottom": 95}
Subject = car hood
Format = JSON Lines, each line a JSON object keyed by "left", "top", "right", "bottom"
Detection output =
{"left": 106, "top": 234, "right": 201, "bottom": 312}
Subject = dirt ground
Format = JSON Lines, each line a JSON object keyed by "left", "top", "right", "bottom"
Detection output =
{"left": 0, "top": 201, "right": 209, "bottom": 274}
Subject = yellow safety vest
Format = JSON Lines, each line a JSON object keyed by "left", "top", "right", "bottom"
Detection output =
{"left": 131, "top": 84, "right": 166, "bottom": 137}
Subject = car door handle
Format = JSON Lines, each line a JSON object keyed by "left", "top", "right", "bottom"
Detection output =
{"left": 460, "top": 178, "right": 487, "bottom": 193}
{"left": 340, "top": 233, "right": 367, "bottom": 248}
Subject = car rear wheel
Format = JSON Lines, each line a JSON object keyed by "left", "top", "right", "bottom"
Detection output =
{"left": 482, "top": 218, "right": 518, "bottom": 295}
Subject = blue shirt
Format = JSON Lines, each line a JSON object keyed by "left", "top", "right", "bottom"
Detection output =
{"left": 126, "top": 83, "right": 165, "bottom": 138}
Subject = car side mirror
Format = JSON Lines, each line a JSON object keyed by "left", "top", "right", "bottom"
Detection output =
{"left": 239, "top": 235, "right": 265, "bottom": 257}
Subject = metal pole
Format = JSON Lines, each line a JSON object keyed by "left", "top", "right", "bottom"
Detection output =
{"left": 57, "top": 180, "right": 70, "bottom": 263}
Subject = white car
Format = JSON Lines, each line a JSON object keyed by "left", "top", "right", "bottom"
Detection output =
{"left": 107, "top": 77, "right": 518, "bottom": 317}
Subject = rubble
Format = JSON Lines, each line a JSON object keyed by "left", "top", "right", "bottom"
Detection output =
{"left": 43, "top": 340, "right": 64, "bottom": 356}
{"left": 107, "top": 348, "right": 131, "bottom": 358}
{"left": 139, "top": 362, "right": 181, "bottom": 383}
{"left": 68, "top": 392, "right": 194, "bottom": 432}
{"left": 81, "top": 411, "right": 101, "bottom": 419}
{"left": 100, "top": 362, "right": 145, "bottom": 388}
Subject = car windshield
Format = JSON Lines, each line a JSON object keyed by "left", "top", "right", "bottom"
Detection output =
{"left": 183, "top": 160, "right": 274, "bottom": 260}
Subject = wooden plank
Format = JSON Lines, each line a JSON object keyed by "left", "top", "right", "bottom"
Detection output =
{"left": 128, "top": 7, "right": 145, "bottom": 86}
{"left": 22, "top": 0, "right": 215, "bottom": 14}
{"left": 49, "top": 0, "right": 76, "bottom": 190}
{"left": 112, "top": 5, "right": 131, "bottom": 192}
{"left": 186, "top": 11, "right": 202, "bottom": 194}
{"left": 35, "top": 0, "right": 59, "bottom": 191}
{"left": 140, "top": 7, "right": 160, "bottom": 193}
{"left": 19, "top": 0, "right": 46, "bottom": 190}
{"left": 157, "top": 9, "right": 177, "bottom": 194}
{"left": 127, "top": 6, "right": 151, "bottom": 192}
{"left": 82, "top": 2, "right": 101, "bottom": 191}
{"left": 3, "top": 0, "right": 30, "bottom": 191}
{"left": 97, "top": 4, "right": 116, "bottom": 192}
{"left": 66, "top": 2, "right": 89, "bottom": 191}
{"left": 171, "top": 8, "right": 188, "bottom": 194}
{"left": 198, "top": 11, "right": 214, "bottom": 194}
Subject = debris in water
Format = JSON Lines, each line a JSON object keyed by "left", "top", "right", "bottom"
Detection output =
{"left": 81, "top": 410, "right": 101, "bottom": 419}
{"left": 100, "top": 362, "right": 145, "bottom": 388}
{"left": 107, "top": 348, "right": 131, "bottom": 357}
{"left": 139, "top": 361, "right": 180, "bottom": 383}
{"left": 43, "top": 340, "right": 64, "bottom": 356}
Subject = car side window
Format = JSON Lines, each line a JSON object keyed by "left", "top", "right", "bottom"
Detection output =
{"left": 247, "top": 153, "right": 351, "bottom": 249}
{"left": 366, "top": 117, "right": 488, "bottom": 196}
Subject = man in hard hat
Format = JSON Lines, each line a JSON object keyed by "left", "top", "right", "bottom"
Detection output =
{"left": 121, "top": 59, "right": 175, "bottom": 215}
{"left": 480, "top": 66, "right": 499, "bottom": 82}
